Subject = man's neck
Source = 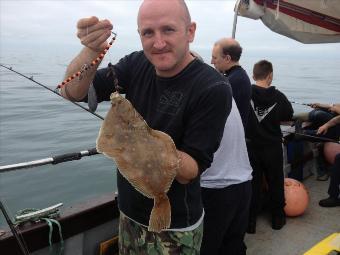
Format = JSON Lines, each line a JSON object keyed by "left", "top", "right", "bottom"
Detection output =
{"left": 224, "top": 62, "right": 240, "bottom": 74}
{"left": 255, "top": 80, "right": 270, "bottom": 88}
{"left": 226, "top": 62, "right": 239, "bottom": 71}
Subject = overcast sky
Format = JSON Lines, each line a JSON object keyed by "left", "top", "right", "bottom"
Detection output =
{"left": 1, "top": 0, "right": 340, "bottom": 61}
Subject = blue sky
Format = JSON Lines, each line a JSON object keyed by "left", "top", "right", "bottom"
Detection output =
{"left": 1, "top": 0, "right": 340, "bottom": 61}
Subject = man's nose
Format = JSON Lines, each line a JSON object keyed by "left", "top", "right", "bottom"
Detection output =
{"left": 153, "top": 33, "right": 166, "bottom": 49}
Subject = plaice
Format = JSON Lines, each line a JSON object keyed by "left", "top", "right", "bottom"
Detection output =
{"left": 96, "top": 91, "right": 180, "bottom": 232}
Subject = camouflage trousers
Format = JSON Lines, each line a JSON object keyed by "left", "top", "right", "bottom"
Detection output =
{"left": 118, "top": 212, "right": 203, "bottom": 255}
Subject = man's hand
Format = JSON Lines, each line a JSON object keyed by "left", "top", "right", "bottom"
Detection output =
{"left": 175, "top": 151, "right": 199, "bottom": 184}
{"left": 308, "top": 102, "right": 331, "bottom": 110}
{"left": 317, "top": 123, "right": 330, "bottom": 135}
{"left": 77, "top": 16, "right": 113, "bottom": 52}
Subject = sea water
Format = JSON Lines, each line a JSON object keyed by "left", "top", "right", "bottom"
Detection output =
{"left": 0, "top": 40, "right": 339, "bottom": 228}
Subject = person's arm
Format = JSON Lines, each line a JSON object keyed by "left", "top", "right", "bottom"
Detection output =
{"left": 317, "top": 115, "right": 340, "bottom": 135}
{"left": 60, "top": 16, "right": 113, "bottom": 101}
{"left": 309, "top": 102, "right": 332, "bottom": 110}
{"left": 176, "top": 81, "right": 232, "bottom": 184}
{"left": 280, "top": 92, "right": 294, "bottom": 121}
{"left": 175, "top": 151, "right": 199, "bottom": 184}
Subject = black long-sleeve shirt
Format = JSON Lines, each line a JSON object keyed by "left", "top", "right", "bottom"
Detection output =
{"left": 224, "top": 65, "right": 252, "bottom": 128}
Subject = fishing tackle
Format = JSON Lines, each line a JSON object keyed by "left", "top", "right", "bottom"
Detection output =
{"left": 0, "top": 64, "right": 105, "bottom": 120}
{"left": 57, "top": 32, "right": 117, "bottom": 89}
{"left": 107, "top": 62, "right": 122, "bottom": 93}
{"left": 0, "top": 32, "right": 117, "bottom": 121}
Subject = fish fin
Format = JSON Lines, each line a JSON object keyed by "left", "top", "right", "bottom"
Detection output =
{"left": 125, "top": 176, "right": 153, "bottom": 199}
{"left": 148, "top": 194, "right": 171, "bottom": 233}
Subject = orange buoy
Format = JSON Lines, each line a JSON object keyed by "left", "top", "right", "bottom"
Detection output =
{"left": 284, "top": 178, "right": 309, "bottom": 217}
{"left": 323, "top": 142, "right": 340, "bottom": 165}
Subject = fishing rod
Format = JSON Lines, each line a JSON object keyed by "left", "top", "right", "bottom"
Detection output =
{"left": 0, "top": 64, "right": 104, "bottom": 120}
{"left": 1, "top": 33, "right": 118, "bottom": 121}
{"left": 289, "top": 101, "right": 311, "bottom": 106}
{"left": 0, "top": 148, "right": 99, "bottom": 173}
{"left": 0, "top": 200, "right": 30, "bottom": 255}
{"left": 282, "top": 130, "right": 340, "bottom": 144}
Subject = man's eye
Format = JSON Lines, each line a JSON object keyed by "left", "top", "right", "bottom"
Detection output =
{"left": 142, "top": 30, "right": 153, "bottom": 37}
{"left": 164, "top": 27, "right": 175, "bottom": 34}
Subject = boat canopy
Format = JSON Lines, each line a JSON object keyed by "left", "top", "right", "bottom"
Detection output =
{"left": 235, "top": 0, "right": 340, "bottom": 43}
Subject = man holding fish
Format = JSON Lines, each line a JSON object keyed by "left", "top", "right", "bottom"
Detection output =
{"left": 60, "top": 0, "right": 232, "bottom": 254}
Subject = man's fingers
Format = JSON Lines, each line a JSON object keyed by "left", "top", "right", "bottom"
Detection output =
{"left": 77, "top": 19, "right": 113, "bottom": 39}
{"left": 81, "top": 30, "right": 112, "bottom": 52}
{"left": 77, "top": 16, "right": 100, "bottom": 29}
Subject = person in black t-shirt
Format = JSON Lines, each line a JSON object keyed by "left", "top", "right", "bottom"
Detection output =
{"left": 211, "top": 37, "right": 252, "bottom": 129}
{"left": 59, "top": 1, "right": 232, "bottom": 254}
{"left": 246, "top": 60, "right": 293, "bottom": 234}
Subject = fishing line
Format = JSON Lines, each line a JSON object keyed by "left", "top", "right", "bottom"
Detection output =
{"left": 0, "top": 64, "right": 105, "bottom": 120}
{"left": 0, "top": 32, "right": 117, "bottom": 121}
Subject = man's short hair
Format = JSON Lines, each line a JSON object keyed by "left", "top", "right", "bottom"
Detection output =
{"left": 221, "top": 44, "right": 242, "bottom": 61}
{"left": 253, "top": 60, "right": 273, "bottom": 80}
{"left": 180, "top": 0, "right": 192, "bottom": 25}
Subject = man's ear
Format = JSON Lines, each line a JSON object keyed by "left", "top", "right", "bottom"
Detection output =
{"left": 223, "top": 54, "right": 231, "bottom": 62}
{"left": 268, "top": 72, "right": 273, "bottom": 81}
{"left": 267, "top": 72, "right": 273, "bottom": 84}
{"left": 187, "top": 22, "right": 196, "bottom": 43}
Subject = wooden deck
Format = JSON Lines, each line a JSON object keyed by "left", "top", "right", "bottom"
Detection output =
{"left": 245, "top": 175, "right": 340, "bottom": 255}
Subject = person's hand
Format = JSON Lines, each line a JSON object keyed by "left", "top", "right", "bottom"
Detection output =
{"left": 76, "top": 16, "right": 113, "bottom": 52}
{"left": 329, "top": 105, "right": 340, "bottom": 115}
{"left": 317, "top": 123, "right": 329, "bottom": 135}
{"left": 308, "top": 103, "right": 330, "bottom": 110}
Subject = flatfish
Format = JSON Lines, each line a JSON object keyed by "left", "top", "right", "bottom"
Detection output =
{"left": 96, "top": 92, "right": 180, "bottom": 232}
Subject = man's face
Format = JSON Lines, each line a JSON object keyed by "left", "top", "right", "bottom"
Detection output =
{"left": 138, "top": 1, "right": 196, "bottom": 77}
{"left": 211, "top": 45, "right": 229, "bottom": 73}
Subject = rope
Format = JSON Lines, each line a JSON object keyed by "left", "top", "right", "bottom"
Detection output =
{"left": 275, "top": 0, "right": 280, "bottom": 20}
{"left": 14, "top": 206, "right": 64, "bottom": 252}
{"left": 42, "top": 218, "right": 64, "bottom": 254}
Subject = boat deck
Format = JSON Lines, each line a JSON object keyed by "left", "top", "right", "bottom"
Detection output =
{"left": 245, "top": 175, "right": 340, "bottom": 255}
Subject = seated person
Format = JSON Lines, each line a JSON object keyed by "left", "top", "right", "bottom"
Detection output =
{"left": 319, "top": 142, "right": 340, "bottom": 207}
{"left": 294, "top": 104, "right": 339, "bottom": 181}
{"left": 316, "top": 104, "right": 340, "bottom": 139}
{"left": 308, "top": 103, "right": 339, "bottom": 129}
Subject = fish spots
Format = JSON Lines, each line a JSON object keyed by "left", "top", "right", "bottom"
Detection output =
{"left": 96, "top": 91, "right": 180, "bottom": 232}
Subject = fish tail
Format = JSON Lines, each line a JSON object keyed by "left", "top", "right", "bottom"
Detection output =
{"left": 148, "top": 194, "right": 171, "bottom": 233}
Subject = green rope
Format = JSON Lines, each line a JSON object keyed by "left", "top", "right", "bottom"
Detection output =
{"left": 42, "top": 218, "right": 64, "bottom": 254}
{"left": 14, "top": 206, "right": 64, "bottom": 253}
